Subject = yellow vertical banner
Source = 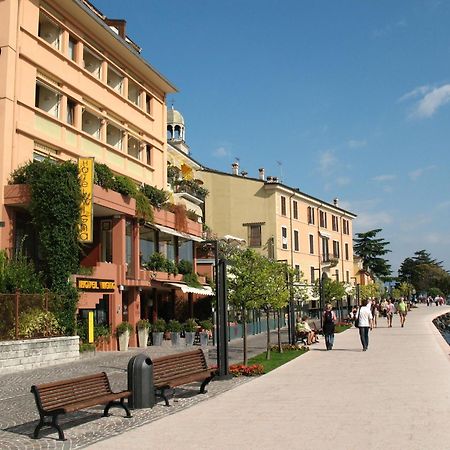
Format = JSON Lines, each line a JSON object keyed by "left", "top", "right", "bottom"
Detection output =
{"left": 78, "top": 157, "right": 94, "bottom": 243}
{"left": 88, "top": 311, "right": 94, "bottom": 344}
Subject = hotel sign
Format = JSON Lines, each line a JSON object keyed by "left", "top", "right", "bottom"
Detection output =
{"left": 76, "top": 278, "right": 116, "bottom": 293}
{"left": 78, "top": 157, "right": 94, "bottom": 243}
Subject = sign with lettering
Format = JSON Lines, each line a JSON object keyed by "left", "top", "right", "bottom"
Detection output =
{"left": 78, "top": 157, "right": 94, "bottom": 243}
{"left": 76, "top": 278, "right": 116, "bottom": 292}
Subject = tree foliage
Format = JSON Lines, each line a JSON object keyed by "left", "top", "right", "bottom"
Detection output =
{"left": 353, "top": 229, "right": 392, "bottom": 280}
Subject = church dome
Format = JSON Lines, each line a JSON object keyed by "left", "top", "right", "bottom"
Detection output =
{"left": 167, "top": 107, "right": 184, "bottom": 125}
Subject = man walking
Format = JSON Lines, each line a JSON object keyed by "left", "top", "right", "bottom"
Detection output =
{"left": 398, "top": 297, "right": 407, "bottom": 327}
{"left": 357, "top": 299, "right": 373, "bottom": 351}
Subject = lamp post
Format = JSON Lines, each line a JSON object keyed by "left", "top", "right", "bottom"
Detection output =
{"left": 277, "top": 259, "right": 296, "bottom": 345}
{"left": 312, "top": 268, "right": 325, "bottom": 328}
{"left": 351, "top": 277, "right": 360, "bottom": 307}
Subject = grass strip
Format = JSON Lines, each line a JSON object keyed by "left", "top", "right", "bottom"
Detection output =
{"left": 248, "top": 348, "right": 308, "bottom": 373}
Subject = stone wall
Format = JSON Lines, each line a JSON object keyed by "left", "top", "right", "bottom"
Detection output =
{"left": 0, "top": 336, "right": 79, "bottom": 375}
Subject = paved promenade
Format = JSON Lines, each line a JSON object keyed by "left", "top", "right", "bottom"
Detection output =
{"left": 88, "top": 305, "right": 450, "bottom": 450}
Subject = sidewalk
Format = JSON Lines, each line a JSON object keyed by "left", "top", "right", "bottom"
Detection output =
{"left": 0, "top": 326, "right": 286, "bottom": 449}
{"left": 87, "top": 305, "right": 450, "bottom": 450}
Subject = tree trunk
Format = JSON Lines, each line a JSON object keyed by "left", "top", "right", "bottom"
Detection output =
{"left": 243, "top": 307, "right": 248, "bottom": 366}
{"left": 277, "top": 309, "right": 283, "bottom": 353}
{"left": 266, "top": 310, "right": 271, "bottom": 360}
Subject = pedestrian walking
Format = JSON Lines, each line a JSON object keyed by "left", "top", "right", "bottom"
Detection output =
{"left": 357, "top": 299, "right": 373, "bottom": 351}
{"left": 386, "top": 299, "right": 395, "bottom": 327}
{"left": 322, "top": 303, "right": 336, "bottom": 351}
{"left": 398, "top": 297, "right": 408, "bottom": 327}
{"left": 371, "top": 299, "right": 379, "bottom": 328}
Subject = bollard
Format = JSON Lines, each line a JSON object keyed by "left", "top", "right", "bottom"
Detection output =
{"left": 127, "top": 353, "right": 155, "bottom": 409}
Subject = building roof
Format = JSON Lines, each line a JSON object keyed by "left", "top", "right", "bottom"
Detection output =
{"left": 167, "top": 108, "right": 185, "bottom": 125}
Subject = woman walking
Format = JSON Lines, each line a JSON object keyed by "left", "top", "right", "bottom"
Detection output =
{"left": 357, "top": 299, "right": 373, "bottom": 351}
{"left": 386, "top": 299, "right": 395, "bottom": 327}
{"left": 323, "top": 303, "right": 336, "bottom": 350}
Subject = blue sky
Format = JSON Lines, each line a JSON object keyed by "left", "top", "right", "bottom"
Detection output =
{"left": 94, "top": 0, "right": 450, "bottom": 272}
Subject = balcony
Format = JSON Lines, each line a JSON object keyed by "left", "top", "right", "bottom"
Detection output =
{"left": 173, "top": 179, "right": 207, "bottom": 205}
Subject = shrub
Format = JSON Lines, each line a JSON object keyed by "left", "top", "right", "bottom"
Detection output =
{"left": 116, "top": 321, "right": 133, "bottom": 336}
{"left": 152, "top": 318, "right": 166, "bottom": 333}
{"left": 199, "top": 319, "right": 213, "bottom": 331}
{"left": 94, "top": 163, "right": 115, "bottom": 190}
{"left": 177, "top": 259, "right": 193, "bottom": 275}
{"left": 229, "top": 364, "right": 264, "bottom": 377}
{"left": 95, "top": 324, "right": 111, "bottom": 341}
{"left": 166, "top": 319, "right": 182, "bottom": 332}
{"left": 135, "top": 191, "right": 154, "bottom": 222}
{"left": 14, "top": 309, "right": 63, "bottom": 339}
{"left": 145, "top": 252, "right": 167, "bottom": 271}
{"left": 113, "top": 175, "right": 138, "bottom": 197}
{"left": 183, "top": 318, "right": 198, "bottom": 332}
{"left": 79, "top": 343, "right": 95, "bottom": 352}
{"left": 136, "top": 319, "right": 150, "bottom": 331}
{"left": 183, "top": 272, "right": 202, "bottom": 288}
{"left": 165, "top": 259, "right": 179, "bottom": 276}
{"left": 140, "top": 184, "right": 169, "bottom": 208}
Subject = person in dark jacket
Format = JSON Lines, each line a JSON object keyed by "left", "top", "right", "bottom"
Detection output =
{"left": 322, "top": 303, "right": 336, "bottom": 350}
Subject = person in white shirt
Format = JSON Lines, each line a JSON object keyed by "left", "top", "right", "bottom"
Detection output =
{"left": 357, "top": 299, "right": 373, "bottom": 351}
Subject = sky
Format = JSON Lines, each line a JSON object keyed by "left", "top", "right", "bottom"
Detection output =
{"left": 93, "top": 0, "right": 450, "bottom": 272}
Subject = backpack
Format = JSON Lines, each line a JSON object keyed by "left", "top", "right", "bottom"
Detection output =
{"left": 324, "top": 310, "right": 333, "bottom": 324}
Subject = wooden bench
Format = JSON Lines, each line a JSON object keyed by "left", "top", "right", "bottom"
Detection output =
{"left": 30, "top": 372, "right": 131, "bottom": 441}
{"left": 152, "top": 348, "right": 215, "bottom": 406}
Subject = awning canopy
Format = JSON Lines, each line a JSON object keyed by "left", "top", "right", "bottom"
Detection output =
{"left": 165, "top": 282, "right": 214, "bottom": 296}
{"left": 152, "top": 223, "right": 203, "bottom": 242}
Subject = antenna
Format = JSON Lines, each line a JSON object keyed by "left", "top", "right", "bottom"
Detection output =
{"left": 276, "top": 160, "right": 283, "bottom": 182}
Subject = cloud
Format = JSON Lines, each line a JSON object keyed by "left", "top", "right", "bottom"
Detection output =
{"left": 347, "top": 139, "right": 367, "bottom": 149}
{"left": 403, "top": 84, "right": 450, "bottom": 118}
{"left": 408, "top": 165, "right": 436, "bottom": 181}
{"left": 336, "top": 176, "right": 350, "bottom": 186}
{"left": 437, "top": 200, "right": 450, "bottom": 210}
{"left": 355, "top": 211, "right": 393, "bottom": 229}
{"left": 372, "top": 174, "right": 396, "bottom": 182}
{"left": 372, "top": 19, "right": 407, "bottom": 39}
{"left": 213, "top": 146, "right": 230, "bottom": 158}
{"left": 318, "top": 149, "right": 337, "bottom": 173}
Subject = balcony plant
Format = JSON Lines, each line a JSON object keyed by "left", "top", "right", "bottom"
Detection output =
{"left": 116, "top": 321, "right": 133, "bottom": 351}
{"left": 167, "top": 319, "right": 182, "bottom": 346}
{"left": 136, "top": 319, "right": 150, "bottom": 348}
{"left": 145, "top": 252, "right": 167, "bottom": 272}
{"left": 152, "top": 318, "right": 166, "bottom": 346}
{"left": 183, "top": 318, "right": 198, "bottom": 346}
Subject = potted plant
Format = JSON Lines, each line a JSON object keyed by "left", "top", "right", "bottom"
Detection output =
{"left": 116, "top": 321, "right": 133, "bottom": 351}
{"left": 199, "top": 319, "right": 213, "bottom": 346}
{"left": 136, "top": 319, "right": 150, "bottom": 348}
{"left": 167, "top": 319, "right": 182, "bottom": 346}
{"left": 183, "top": 318, "right": 198, "bottom": 346}
{"left": 152, "top": 318, "right": 166, "bottom": 346}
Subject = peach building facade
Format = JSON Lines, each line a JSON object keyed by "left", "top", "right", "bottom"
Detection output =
{"left": 0, "top": 0, "right": 206, "bottom": 349}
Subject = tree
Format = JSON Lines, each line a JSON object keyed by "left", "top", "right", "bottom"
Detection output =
{"left": 353, "top": 229, "right": 392, "bottom": 280}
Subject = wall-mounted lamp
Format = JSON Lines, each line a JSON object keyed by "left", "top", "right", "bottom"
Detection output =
{"left": 138, "top": 287, "right": 143, "bottom": 293}
{"left": 118, "top": 284, "right": 124, "bottom": 292}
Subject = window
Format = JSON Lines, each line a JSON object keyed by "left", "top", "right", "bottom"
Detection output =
{"left": 346, "top": 270, "right": 350, "bottom": 283}
{"left": 295, "top": 264, "right": 301, "bottom": 281}
{"left": 82, "top": 110, "right": 101, "bottom": 138}
{"left": 307, "top": 206, "right": 315, "bottom": 224}
{"left": 345, "top": 243, "right": 349, "bottom": 260}
{"left": 101, "top": 220, "right": 113, "bottom": 263}
{"left": 145, "top": 93, "right": 152, "bottom": 114}
{"left": 67, "top": 98, "right": 76, "bottom": 125}
{"left": 107, "top": 124, "right": 123, "bottom": 149}
{"left": 35, "top": 82, "right": 61, "bottom": 118}
{"left": 128, "top": 80, "right": 141, "bottom": 106}
{"left": 321, "top": 237, "right": 329, "bottom": 262}
{"left": 127, "top": 136, "right": 140, "bottom": 159}
{"left": 38, "top": 11, "right": 61, "bottom": 50}
{"left": 107, "top": 67, "right": 123, "bottom": 93}
{"left": 332, "top": 215, "right": 339, "bottom": 232}
{"left": 146, "top": 144, "right": 152, "bottom": 165}
{"left": 293, "top": 230, "right": 299, "bottom": 251}
{"left": 179, "top": 239, "right": 194, "bottom": 263}
{"left": 319, "top": 210, "right": 327, "bottom": 228}
{"left": 68, "top": 35, "right": 77, "bottom": 61}
{"left": 83, "top": 48, "right": 102, "bottom": 79}
{"left": 343, "top": 219, "right": 350, "bottom": 235}
{"left": 281, "top": 226, "right": 288, "bottom": 250}
{"left": 335, "top": 269, "right": 339, "bottom": 282}
{"left": 310, "top": 267, "right": 316, "bottom": 283}
{"left": 309, "top": 234, "right": 314, "bottom": 254}
{"left": 248, "top": 225, "right": 262, "bottom": 247}
{"left": 333, "top": 240, "right": 340, "bottom": 258}
{"left": 293, "top": 201, "right": 298, "bottom": 219}
{"left": 280, "top": 196, "right": 287, "bottom": 216}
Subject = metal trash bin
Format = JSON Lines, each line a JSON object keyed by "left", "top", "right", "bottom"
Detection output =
{"left": 127, "top": 353, "right": 155, "bottom": 409}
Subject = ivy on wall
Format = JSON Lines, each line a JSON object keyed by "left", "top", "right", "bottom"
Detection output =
{"left": 10, "top": 160, "right": 82, "bottom": 334}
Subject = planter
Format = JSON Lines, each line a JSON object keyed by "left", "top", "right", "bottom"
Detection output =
{"left": 118, "top": 330, "right": 130, "bottom": 351}
{"left": 171, "top": 332, "right": 181, "bottom": 346}
{"left": 152, "top": 332, "right": 163, "bottom": 346}
{"left": 200, "top": 332, "right": 209, "bottom": 347}
{"left": 138, "top": 328, "right": 149, "bottom": 348}
{"left": 185, "top": 331, "right": 195, "bottom": 346}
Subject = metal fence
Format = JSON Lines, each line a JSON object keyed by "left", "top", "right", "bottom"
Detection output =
{"left": 0, "top": 291, "right": 59, "bottom": 340}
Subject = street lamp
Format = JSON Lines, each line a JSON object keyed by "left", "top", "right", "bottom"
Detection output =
{"left": 351, "top": 276, "right": 360, "bottom": 307}
{"left": 312, "top": 268, "right": 325, "bottom": 328}
{"left": 277, "top": 259, "right": 296, "bottom": 345}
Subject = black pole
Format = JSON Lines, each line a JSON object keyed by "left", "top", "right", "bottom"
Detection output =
{"left": 216, "top": 258, "right": 230, "bottom": 378}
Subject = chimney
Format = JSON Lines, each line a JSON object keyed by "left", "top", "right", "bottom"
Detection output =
{"left": 105, "top": 19, "right": 127, "bottom": 38}
{"left": 241, "top": 171, "right": 248, "bottom": 177}
{"left": 231, "top": 162, "right": 239, "bottom": 176}
{"left": 258, "top": 168, "right": 265, "bottom": 180}
{"left": 333, "top": 198, "right": 339, "bottom": 206}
